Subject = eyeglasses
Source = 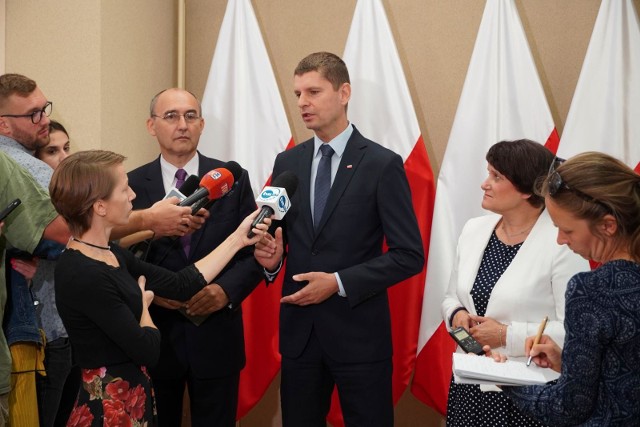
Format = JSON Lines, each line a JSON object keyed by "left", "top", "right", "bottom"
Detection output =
{"left": 547, "top": 157, "right": 610, "bottom": 211}
{"left": 151, "top": 111, "right": 201, "bottom": 124}
{"left": 0, "top": 101, "right": 52, "bottom": 124}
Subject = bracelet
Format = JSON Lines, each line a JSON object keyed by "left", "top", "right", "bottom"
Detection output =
{"left": 498, "top": 324, "right": 506, "bottom": 347}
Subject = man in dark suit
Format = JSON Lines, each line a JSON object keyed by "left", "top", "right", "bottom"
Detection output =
{"left": 255, "top": 52, "right": 425, "bottom": 427}
{"left": 128, "top": 88, "right": 263, "bottom": 427}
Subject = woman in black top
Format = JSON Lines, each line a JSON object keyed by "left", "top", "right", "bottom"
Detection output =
{"left": 49, "top": 150, "right": 267, "bottom": 426}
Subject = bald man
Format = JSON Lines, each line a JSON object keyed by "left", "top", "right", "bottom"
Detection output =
{"left": 127, "top": 88, "right": 263, "bottom": 426}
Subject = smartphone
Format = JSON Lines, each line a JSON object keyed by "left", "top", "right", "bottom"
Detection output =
{"left": 0, "top": 199, "right": 21, "bottom": 222}
{"left": 449, "top": 326, "right": 484, "bottom": 355}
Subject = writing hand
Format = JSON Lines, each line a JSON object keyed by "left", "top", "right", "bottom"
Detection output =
{"left": 525, "top": 334, "right": 562, "bottom": 372}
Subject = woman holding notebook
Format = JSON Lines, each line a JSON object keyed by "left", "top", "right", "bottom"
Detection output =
{"left": 441, "top": 140, "right": 588, "bottom": 426}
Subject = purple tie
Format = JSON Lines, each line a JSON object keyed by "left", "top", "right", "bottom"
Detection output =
{"left": 314, "top": 144, "right": 334, "bottom": 229}
{"left": 175, "top": 169, "right": 191, "bottom": 257}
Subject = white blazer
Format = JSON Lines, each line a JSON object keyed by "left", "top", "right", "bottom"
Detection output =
{"left": 441, "top": 210, "right": 589, "bottom": 357}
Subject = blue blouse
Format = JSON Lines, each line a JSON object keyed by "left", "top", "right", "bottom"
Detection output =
{"left": 503, "top": 260, "right": 640, "bottom": 426}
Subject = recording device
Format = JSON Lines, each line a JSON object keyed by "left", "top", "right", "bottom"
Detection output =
{"left": 0, "top": 198, "right": 21, "bottom": 222}
{"left": 449, "top": 326, "right": 484, "bottom": 355}
{"left": 178, "top": 162, "right": 243, "bottom": 210}
{"left": 247, "top": 171, "right": 298, "bottom": 238}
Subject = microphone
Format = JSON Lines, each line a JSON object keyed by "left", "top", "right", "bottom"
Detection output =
{"left": 162, "top": 174, "right": 199, "bottom": 202}
{"left": 248, "top": 171, "right": 298, "bottom": 238}
{"left": 128, "top": 175, "right": 200, "bottom": 258}
{"left": 185, "top": 161, "right": 242, "bottom": 215}
{"left": 179, "top": 175, "right": 200, "bottom": 197}
{"left": 179, "top": 168, "right": 233, "bottom": 207}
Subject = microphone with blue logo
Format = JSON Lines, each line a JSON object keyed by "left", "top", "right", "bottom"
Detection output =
{"left": 247, "top": 171, "right": 298, "bottom": 238}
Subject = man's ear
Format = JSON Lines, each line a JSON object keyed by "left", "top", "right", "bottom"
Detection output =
{"left": 0, "top": 117, "right": 11, "bottom": 135}
{"left": 339, "top": 82, "right": 351, "bottom": 106}
{"left": 146, "top": 117, "right": 157, "bottom": 137}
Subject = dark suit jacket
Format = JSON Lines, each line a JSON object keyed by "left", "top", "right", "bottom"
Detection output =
{"left": 272, "top": 127, "right": 424, "bottom": 363}
{"left": 128, "top": 152, "right": 263, "bottom": 379}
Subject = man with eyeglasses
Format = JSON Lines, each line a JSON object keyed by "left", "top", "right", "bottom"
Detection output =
{"left": 0, "top": 74, "right": 206, "bottom": 426}
{"left": 0, "top": 73, "right": 74, "bottom": 427}
{"left": 127, "top": 88, "right": 263, "bottom": 426}
{"left": 0, "top": 150, "right": 72, "bottom": 427}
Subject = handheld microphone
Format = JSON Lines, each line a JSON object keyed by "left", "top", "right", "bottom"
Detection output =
{"left": 162, "top": 174, "right": 199, "bottom": 202}
{"left": 179, "top": 175, "right": 200, "bottom": 197}
{"left": 184, "top": 162, "right": 243, "bottom": 214}
{"left": 248, "top": 171, "right": 298, "bottom": 238}
{"left": 179, "top": 168, "right": 234, "bottom": 208}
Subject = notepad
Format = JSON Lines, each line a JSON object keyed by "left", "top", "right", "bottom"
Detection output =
{"left": 452, "top": 353, "right": 560, "bottom": 386}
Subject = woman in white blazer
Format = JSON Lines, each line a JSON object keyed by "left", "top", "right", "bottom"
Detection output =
{"left": 442, "top": 140, "right": 589, "bottom": 427}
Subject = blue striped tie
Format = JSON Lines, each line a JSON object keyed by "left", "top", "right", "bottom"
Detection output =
{"left": 314, "top": 144, "right": 334, "bottom": 229}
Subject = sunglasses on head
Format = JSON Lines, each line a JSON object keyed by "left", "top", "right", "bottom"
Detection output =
{"left": 547, "top": 157, "right": 611, "bottom": 212}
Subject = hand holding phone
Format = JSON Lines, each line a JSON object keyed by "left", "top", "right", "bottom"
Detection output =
{"left": 0, "top": 199, "right": 21, "bottom": 222}
{"left": 449, "top": 326, "right": 485, "bottom": 355}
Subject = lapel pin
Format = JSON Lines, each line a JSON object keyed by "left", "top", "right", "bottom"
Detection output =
{"left": 346, "top": 164, "right": 353, "bottom": 169}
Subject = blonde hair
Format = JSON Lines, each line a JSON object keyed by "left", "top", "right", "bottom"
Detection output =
{"left": 538, "top": 151, "right": 640, "bottom": 262}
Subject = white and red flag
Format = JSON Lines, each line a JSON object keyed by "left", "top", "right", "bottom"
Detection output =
{"left": 336, "top": 0, "right": 436, "bottom": 425}
{"left": 556, "top": 0, "right": 640, "bottom": 173}
{"left": 411, "top": 0, "right": 558, "bottom": 415}
{"left": 198, "top": 0, "right": 294, "bottom": 419}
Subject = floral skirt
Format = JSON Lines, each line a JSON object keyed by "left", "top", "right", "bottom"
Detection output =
{"left": 66, "top": 363, "right": 157, "bottom": 427}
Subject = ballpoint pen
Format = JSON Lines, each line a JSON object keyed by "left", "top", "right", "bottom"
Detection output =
{"left": 527, "top": 316, "right": 549, "bottom": 367}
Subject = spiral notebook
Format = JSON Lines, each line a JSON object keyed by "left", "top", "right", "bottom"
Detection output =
{"left": 452, "top": 353, "right": 560, "bottom": 386}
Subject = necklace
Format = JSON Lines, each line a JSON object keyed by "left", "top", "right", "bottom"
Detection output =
{"left": 500, "top": 223, "right": 534, "bottom": 238}
{"left": 70, "top": 236, "right": 111, "bottom": 251}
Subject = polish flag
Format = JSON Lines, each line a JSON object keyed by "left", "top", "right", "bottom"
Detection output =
{"left": 330, "top": 0, "right": 436, "bottom": 425}
{"left": 411, "top": 0, "right": 558, "bottom": 415}
{"left": 556, "top": 0, "right": 640, "bottom": 173}
{"left": 198, "top": 0, "right": 294, "bottom": 418}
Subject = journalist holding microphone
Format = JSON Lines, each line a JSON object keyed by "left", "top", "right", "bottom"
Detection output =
{"left": 495, "top": 152, "right": 640, "bottom": 425}
{"left": 50, "top": 150, "right": 268, "bottom": 426}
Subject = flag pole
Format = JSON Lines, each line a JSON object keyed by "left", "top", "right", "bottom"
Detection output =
{"left": 177, "top": 0, "right": 186, "bottom": 88}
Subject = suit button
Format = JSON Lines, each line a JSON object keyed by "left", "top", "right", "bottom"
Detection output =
{"left": 311, "top": 250, "right": 318, "bottom": 256}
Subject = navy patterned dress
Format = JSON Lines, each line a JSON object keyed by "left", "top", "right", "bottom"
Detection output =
{"left": 447, "top": 232, "right": 547, "bottom": 427}
{"left": 503, "top": 260, "right": 640, "bottom": 426}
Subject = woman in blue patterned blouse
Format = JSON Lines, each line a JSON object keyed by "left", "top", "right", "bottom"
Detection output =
{"left": 499, "top": 151, "right": 640, "bottom": 426}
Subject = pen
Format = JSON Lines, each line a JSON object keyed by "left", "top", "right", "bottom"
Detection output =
{"left": 527, "top": 316, "right": 549, "bottom": 366}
